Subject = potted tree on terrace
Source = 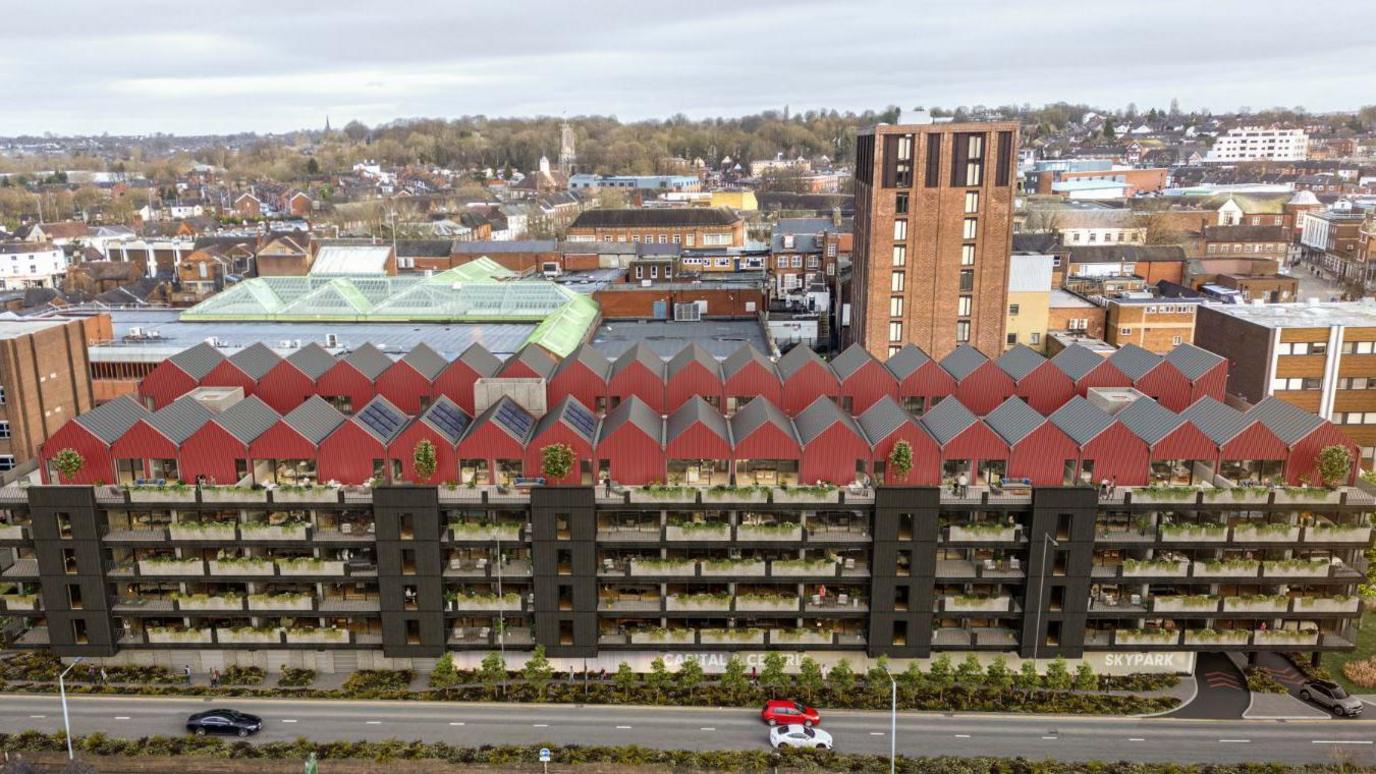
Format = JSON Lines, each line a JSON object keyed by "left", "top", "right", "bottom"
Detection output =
{"left": 52, "top": 448, "right": 84, "bottom": 484}
{"left": 541, "top": 443, "right": 574, "bottom": 484}
{"left": 888, "top": 440, "right": 913, "bottom": 484}
{"left": 412, "top": 439, "right": 438, "bottom": 484}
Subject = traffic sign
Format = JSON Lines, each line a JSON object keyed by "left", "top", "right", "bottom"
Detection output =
{"left": 539, "top": 748, "right": 551, "bottom": 763}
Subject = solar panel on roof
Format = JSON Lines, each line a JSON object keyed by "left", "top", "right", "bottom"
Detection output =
{"left": 358, "top": 401, "right": 403, "bottom": 439}
{"left": 494, "top": 401, "right": 533, "bottom": 437}
{"left": 428, "top": 402, "right": 470, "bottom": 439}
{"left": 563, "top": 401, "right": 598, "bottom": 438}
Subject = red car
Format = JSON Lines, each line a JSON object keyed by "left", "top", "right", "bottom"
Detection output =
{"left": 761, "top": 699, "right": 820, "bottom": 727}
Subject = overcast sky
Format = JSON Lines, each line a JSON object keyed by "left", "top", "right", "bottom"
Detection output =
{"left": 8, "top": 0, "right": 1375, "bottom": 136}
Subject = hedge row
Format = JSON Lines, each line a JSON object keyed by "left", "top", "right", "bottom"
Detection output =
{"left": 0, "top": 732, "right": 1341, "bottom": 773}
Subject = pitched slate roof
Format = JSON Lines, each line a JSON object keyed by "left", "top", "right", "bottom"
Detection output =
{"left": 399, "top": 342, "right": 448, "bottom": 380}
{"left": 884, "top": 343, "right": 933, "bottom": 380}
{"left": 722, "top": 343, "right": 777, "bottom": 380}
{"left": 455, "top": 343, "right": 502, "bottom": 378}
{"left": 665, "top": 395, "right": 730, "bottom": 445}
{"left": 285, "top": 342, "right": 338, "bottom": 380}
{"left": 730, "top": 397, "right": 798, "bottom": 444}
{"left": 473, "top": 396, "right": 536, "bottom": 443}
{"left": 995, "top": 345, "right": 1047, "bottom": 381}
{"left": 1178, "top": 397, "right": 1248, "bottom": 444}
{"left": 1246, "top": 396, "right": 1325, "bottom": 445}
{"left": 776, "top": 345, "right": 827, "bottom": 380}
{"left": 554, "top": 343, "right": 611, "bottom": 380}
{"left": 939, "top": 345, "right": 990, "bottom": 381}
{"left": 352, "top": 396, "right": 409, "bottom": 444}
{"left": 598, "top": 395, "right": 663, "bottom": 444}
{"left": 610, "top": 342, "right": 666, "bottom": 379}
{"left": 1049, "top": 396, "right": 1117, "bottom": 445}
{"left": 1050, "top": 344, "right": 1107, "bottom": 381}
{"left": 919, "top": 398, "right": 979, "bottom": 446}
{"left": 214, "top": 395, "right": 280, "bottom": 444}
{"left": 167, "top": 342, "right": 225, "bottom": 380}
{"left": 147, "top": 396, "right": 215, "bottom": 444}
{"left": 341, "top": 342, "right": 394, "bottom": 380}
{"left": 1108, "top": 344, "right": 1162, "bottom": 381}
{"left": 227, "top": 342, "right": 282, "bottom": 381}
{"left": 667, "top": 342, "right": 720, "bottom": 380}
{"left": 1164, "top": 343, "right": 1224, "bottom": 381}
{"left": 794, "top": 396, "right": 866, "bottom": 446}
{"left": 534, "top": 396, "right": 600, "bottom": 444}
{"left": 74, "top": 395, "right": 151, "bottom": 444}
{"left": 416, "top": 395, "right": 471, "bottom": 444}
{"left": 281, "top": 396, "right": 347, "bottom": 444}
{"left": 1116, "top": 399, "right": 1185, "bottom": 445}
{"left": 506, "top": 343, "right": 559, "bottom": 379}
{"left": 857, "top": 395, "right": 922, "bottom": 442}
{"left": 983, "top": 397, "right": 1045, "bottom": 445}
{"left": 829, "top": 343, "right": 880, "bottom": 381}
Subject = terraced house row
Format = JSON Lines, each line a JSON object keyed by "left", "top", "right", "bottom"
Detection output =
{"left": 0, "top": 342, "right": 1367, "bottom": 674}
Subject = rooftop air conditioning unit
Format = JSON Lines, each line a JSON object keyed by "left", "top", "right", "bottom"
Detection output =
{"left": 325, "top": 333, "right": 339, "bottom": 348}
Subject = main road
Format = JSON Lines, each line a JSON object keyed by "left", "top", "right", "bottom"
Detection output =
{"left": 0, "top": 693, "right": 1372, "bottom": 766}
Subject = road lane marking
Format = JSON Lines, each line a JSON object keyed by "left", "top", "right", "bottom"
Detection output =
{"left": 870, "top": 732, "right": 885, "bottom": 736}
{"left": 449, "top": 722, "right": 465, "bottom": 726}
{"left": 616, "top": 725, "right": 632, "bottom": 729}
{"left": 1218, "top": 739, "right": 1250, "bottom": 743}
{"left": 954, "top": 734, "right": 971, "bottom": 738}
{"left": 1313, "top": 740, "right": 1373, "bottom": 745}
{"left": 1041, "top": 736, "right": 1057, "bottom": 740}
{"left": 699, "top": 727, "right": 715, "bottom": 731}
{"left": 1128, "top": 738, "right": 1145, "bottom": 742}
{"left": 28, "top": 715, "right": 45, "bottom": 719}
{"left": 281, "top": 720, "right": 297, "bottom": 724}
{"left": 533, "top": 724, "right": 549, "bottom": 728}
{"left": 365, "top": 721, "right": 382, "bottom": 725}
{"left": 114, "top": 716, "right": 131, "bottom": 720}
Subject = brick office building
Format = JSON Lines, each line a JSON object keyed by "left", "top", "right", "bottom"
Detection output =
{"left": 851, "top": 112, "right": 1018, "bottom": 359}
{"left": 0, "top": 318, "right": 97, "bottom": 475}
{"left": 565, "top": 208, "right": 745, "bottom": 248}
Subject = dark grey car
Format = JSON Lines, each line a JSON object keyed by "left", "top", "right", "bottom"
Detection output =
{"left": 1299, "top": 680, "right": 1363, "bottom": 717}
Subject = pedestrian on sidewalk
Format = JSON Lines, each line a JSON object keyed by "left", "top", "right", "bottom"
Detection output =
{"left": 100, "top": 667, "right": 108, "bottom": 685}
{"left": 210, "top": 668, "right": 220, "bottom": 689}
{"left": 184, "top": 664, "right": 193, "bottom": 685}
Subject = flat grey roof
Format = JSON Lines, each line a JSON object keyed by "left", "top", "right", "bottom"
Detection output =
{"left": 90, "top": 309, "right": 537, "bottom": 362}
{"left": 1201, "top": 300, "right": 1376, "bottom": 329}
{"left": 588, "top": 319, "right": 770, "bottom": 360}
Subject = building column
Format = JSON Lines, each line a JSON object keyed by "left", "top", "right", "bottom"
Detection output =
{"left": 868, "top": 487, "right": 939, "bottom": 658}
{"left": 1019, "top": 487, "right": 1097, "bottom": 660}
{"left": 28, "top": 486, "right": 116, "bottom": 657}
{"left": 530, "top": 487, "right": 598, "bottom": 658}
{"left": 373, "top": 486, "right": 446, "bottom": 658}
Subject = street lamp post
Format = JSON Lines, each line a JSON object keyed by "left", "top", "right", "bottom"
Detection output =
{"left": 59, "top": 657, "right": 84, "bottom": 760}
{"left": 1031, "top": 534, "right": 1061, "bottom": 662}
{"left": 885, "top": 672, "right": 897, "bottom": 774}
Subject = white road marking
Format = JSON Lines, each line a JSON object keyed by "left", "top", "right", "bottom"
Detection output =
{"left": 1313, "top": 740, "right": 1373, "bottom": 745}
{"left": 616, "top": 725, "right": 632, "bottom": 729}
{"left": 533, "top": 724, "right": 549, "bottom": 728}
{"left": 114, "top": 716, "right": 131, "bottom": 720}
{"left": 699, "top": 727, "right": 715, "bottom": 731}
{"left": 449, "top": 722, "right": 465, "bottom": 726}
{"left": 870, "top": 732, "right": 885, "bottom": 736}
{"left": 365, "top": 721, "right": 382, "bottom": 725}
{"left": 28, "top": 715, "right": 45, "bottom": 719}
{"left": 281, "top": 720, "right": 297, "bottom": 724}
{"left": 1218, "top": 739, "right": 1250, "bottom": 743}
{"left": 954, "top": 734, "right": 971, "bottom": 738}
{"left": 1041, "top": 736, "right": 1057, "bottom": 740}
{"left": 1128, "top": 738, "right": 1146, "bottom": 742}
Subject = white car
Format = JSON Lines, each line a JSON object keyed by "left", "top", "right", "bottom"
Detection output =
{"left": 769, "top": 723, "right": 833, "bottom": 750}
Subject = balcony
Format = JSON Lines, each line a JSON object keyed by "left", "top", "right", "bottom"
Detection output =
{"left": 103, "top": 528, "right": 167, "bottom": 543}
{"left": 247, "top": 593, "right": 314, "bottom": 611}
{"left": 1114, "top": 629, "right": 1180, "bottom": 646}
{"left": 146, "top": 626, "right": 213, "bottom": 644}
{"left": 942, "top": 595, "right": 1013, "bottom": 613}
{"left": 599, "top": 596, "right": 661, "bottom": 612}
{"left": 137, "top": 558, "right": 204, "bottom": 576}
{"left": 771, "top": 559, "right": 839, "bottom": 577}
{"left": 448, "top": 593, "right": 522, "bottom": 612}
{"left": 665, "top": 594, "right": 731, "bottom": 612}
{"left": 1262, "top": 559, "right": 1332, "bottom": 578}
{"left": 200, "top": 486, "right": 267, "bottom": 504}
{"left": 0, "top": 524, "right": 28, "bottom": 541}
{"left": 317, "top": 597, "right": 381, "bottom": 614}
{"left": 629, "top": 628, "right": 695, "bottom": 645}
{"left": 936, "top": 558, "right": 1024, "bottom": 579}
{"left": 700, "top": 559, "right": 767, "bottom": 576}
{"left": 241, "top": 522, "right": 310, "bottom": 541}
{"left": 737, "top": 594, "right": 802, "bottom": 612}
{"left": 770, "top": 628, "right": 834, "bottom": 645}
{"left": 1231, "top": 524, "right": 1300, "bottom": 543}
{"left": 175, "top": 594, "right": 245, "bottom": 611}
{"left": 665, "top": 524, "right": 730, "bottom": 541}
{"left": 438, "top": 484, "right": 530, "bottom": 505}
{"left": 1120, "top": 559, "right": 1190, "bottom": 578}
{"left": 974, "top": 627, "right": 1019, "bottom": 647}
{"left": 208, "top": 558, "right": 275, "bottom": 576}
{"left": 1254, "top": 630, "right": 1321, "bottom": 647}
{"left": 1152, "top": 595, "right": 1220, "bottom": 614}
{"left": 627, "top": 559, "right": 697, "bottom": 577}
{"left": 1193, "top": 559, "right": 1261, "bottom": 578}
{"left": 737, "top": 523, "right": 803, "bottom": 542}
{"left": 1304, "top": 524, "right": 1372, "bottom": 543}
{"left": 283, "top": 627, "right": 350, "bottom": 644}
{"left": 804, "top": 594, "right": 866, "bottom": 612}
{"left": 277, "top": 559, "right": 346, "bottom": 576}
{"left": 269, "top": 485, "right": 341, "bottom": 505}
{"left": 1183, "top": 629, "right": 1251, "bottom": 646}
{"left": 113, "top": 598, "right": 174, "bottom": 613}
{"left": 168, "top": 523, "right": 238, "bottom": 541}
{"left": 699, "top": 627, "right": 765, "bottom": 645}
{"left": 450, "top": 523, "right": 522, "bottom": 542}
{"left": 1221, "top": 595, "right": 1289, "bottom": 613}
{"left": 806, "top": 521, "right": 870, "bottom": 543}
{"left": 1159, "top": 524, "right": 1229, "bottom": 543}
{"left": 932, "top": 629, "right": 973, "bottom": 647}
{"left": 127, "top": 485, "right": 197, "bottom": 504}
{"left": 1090, "top": 597, "right": 1149, "bottom": 615}
{"left": 0, "top": 594, "right": 39, "bottom": 611}
{"left": 947, "top": 524, "right": 1020, "bottom": 543}
{"left": 1294, "top": 596, "right": 1360, "bottom": 613}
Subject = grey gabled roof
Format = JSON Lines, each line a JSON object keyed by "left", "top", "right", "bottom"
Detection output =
{"left": 919, "top": 397, "right": 979, "bottom": 446}
{"left": 167, "top": 342, "right": 225, "bottom": 380}
{"left": 597, "top": 395, "right": 663, "bottom": 444}
{"left": 857, "top": 395, "right": 922, "bottom": 442}
{"left": 1048, "top": 396, "right": 1116, "bottom": 445}
{"left": 534, "top": 396, "right": 600, "bottom": 444}
{"left": 1178, "top": 396, "right": 1248, "bottom": 444}
{"left": 777, "top": 344, "right": 827, "bottom": 380}
{"left": 227, "top": 342, "right": 282, "bottom": 381}
{"left": 74, "top": 395, "right": 151, "bottom": 444}
{"left": 352, "top": 395, "right": 409, "bottom": 444}
{"left": 665, "top": 395, "right": 730, "bottom": 446}
{"left": 793, "top": 395, "right": 867, "bottom": 446}
{"left": 555, "top": 343, "right": 611, "bottom": 380}
{"left": 504, "top": 343, "right": 559, "bottom": 379}
{"left": 885, "top": 343, "right": 935, "bottom": 380}
{"left": 281, "top": 395, "right": 347, "bottom": 445}
{"left": 1116, "top": 398, "right": 1184, "bottom": 445}
{"left": 1108, "top": 344, "right": 1162, "bottom": 381}
{"left": 341, "top": 342, "right": 394, "bottom": 380}
{"left": 829, "top": 343, "right": 881, "bottom": 381}
{"left": 983, "top": 397, "right": 1045, "bottom": 445}
{"left": 147, "top": 396, "right": 215, "bottom": 444}
{"left": 417, "top": 395, "right": 471, "bottom": 444}
{"left": 1164, "top": 343, "right": 1224, "bottom": 381}
{"left": 399, "top": 342, "right": 448, "bottom": 380}
{"left": 1245, "top": 396, "right": 1324, "bottom": 445}
{"left": 214, "top": 395, "right": 280, "bottom": 444}
{"left": 667, "top": 342, "right": 720, "bottom": 380}
{"left": 730, "top": 396, "right": 798, "bottom": 444}
{"left": 610, "top": 342, "right": 666, "bottom": 380}
{"left": 454, "top": 343, "right": 502, "bottom": 378}
{"left": 722, "top": 343, "right": 777, "bottom": 381}
{"left": 1050, "top": 344, "right": 1108, "bottom": 381}
{"left": 939, "top": 345, "right": 990, "bottom": 381}
{"left": 285, "top": 343, "right": 338, "bottom": 380}
{"left": 995, "top": 345, "right": 1047, "bottom": 382}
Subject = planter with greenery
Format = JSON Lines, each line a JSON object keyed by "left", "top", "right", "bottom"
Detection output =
{"left": 1134, "top": 485, "right": 1198, "bottom": 502}
{"left": 1152, "top": 594, "right": 1219, "bottom": 612}
{"left": 701, "top": 484, "right": 769, "bottom": 502}
{"left": 0, "top": 593, "right": 38, "bottom": 611}
{"left": 145, "top": 626, "right": 212, "bottom": 644}
{"left": 448, "top": 591, "right": 522, "bottom": 611}
{"left": 1254, "top": 629, "right": 1320, "bottom": 646}
{"left": 1183, "top": 629, "right": 1250, "bottom": 646}
{"left": 277, "top": 557, "right": 344, "bottom": 576}
{"left": 700, "top": 557, "right": 767, "bottom": 576}
{"left": 1275, "top": 486, "right": 1341, "bottom": 503}
{"left": 270, "top": 485, "right": 339, "bottom": 504}
{"left": 127, "top": 483, "right": 196, "bottom": 503}
{"left": 735, "top": 593, "right": 800, "bottom": 612}
{"left": 1195, "top": 558, "right": 1260, "bottom": 577}
{"left": 772, "top": 483, "right": 839, "bottom": 503}
{"left": 699, "top": 627, "right": 765, "bottom": 644}
{"left": 207, "top": 556, "right": 274, "bottom": 576}
{"left": 1305, "top": 522, "right": 1372, "bottom": 542}
{"left": 629, "top": 627, "right": 694, "bottom": 645}
{"left": 1113, "top": 628, "right": 1179, "bottom": 646}
{"left": 137, "top": 556, "right": 203, "bottom": 576}
{"left": 665, "top": 520, "right": 730, "bottom": 540}
{"left": 247, "top": 592, "right": 314, "bottom": 611}
{"left": 1262, "top": 558, "right": 1331, "bottom": 578}
{"left": 736, "top": 521, "right": 803, "bottom": 541}
{"left": 449, "top": 521, "right": 521, "bottom": 541}
{"left": 173, "top": 592, "right": 244, "bottom": 611}
{"left": 1222, "top": 594, "right": 1290, "bottom": 613}
{"left": 944, "top": 594, "right": 1011, "bottom": 612}
{"left": 284, "top": 626, "right": 349, "bottom": 644}
{"left": 665, "top": 592, "right": 731, "bottom": 611}
{"left": 628, "top": 558, "right": 696, "bottom": 576}
{"left": 771, "top": 558, "right": 837, "bottom": 576}
{"left": 1231, "top": 522, "right": 1300, "bottom": 542}
{"left": 1158, "top": 522, "right": 1228, "bottom": 541}
{"left": 948, "top": 522, "right": 1018, "bottom": 542}
{"left": 168, "top": 520, "right": 238, "bottom": 541}
{"left": 199, "top": 485, "right": 266, "bottom": 503}
{"left": 0, "top": 523, "right": 25, "bottom": 540}
{"left": 240, "top": 516, "right": 309, "bottom": 540}
{"left": 217, "top": 626, "right": 282, "bottom": 644}
{"left": 1295, "top": 595, "right": 1358, "bottom": 613}
{"left": 1121, "top": 558, "right": 1189, "bottom": 577}
{"left": 629, "top": 484, "right": 696, "bottom": 503}
{"left": 771, "top": 627, "right": 833, "bottom": 645}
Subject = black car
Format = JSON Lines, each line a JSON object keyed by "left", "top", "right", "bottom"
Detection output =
{"left": 186, "top": 709, "right": 263, "bottom": 737}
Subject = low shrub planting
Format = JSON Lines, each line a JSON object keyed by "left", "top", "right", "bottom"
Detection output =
{"left": 276, "top": 667, "right": 316, "bottom": 688}
{"left": 1340, "top": 655, "right": 1376, "bottom": 689}
{"left": 219, "top": 666, "right": 265, "bottom": 686}
{"left": 340, "top": 669, "right": 413, "bottom": 696}
{"left": 1245, "top": 667, "right": 1289, "bottom": 694}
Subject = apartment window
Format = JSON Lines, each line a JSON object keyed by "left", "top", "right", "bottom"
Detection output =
{"left": 883, "top": 134, "right": 914, "bottom": 188}
{"left": 955, "top": 320, "right": 971, "bottom": 342}
{"left": 1007, "top": 333, "right": 1017, "bottom": 345}
{"left": 959, "top": 269, "right": 974, "bottom": 292}
{"left": 889, "top": 296, "right": 904, "bottom": 318}
{"left": 924, "top": 135, "right": 941, "bottom": 187}
{"left": 1009, "top": 303, "right": 1020, "bottom": 316}
{"left": 962, "top": 218, "right": 977, "bottom": 240}
{"left": 0, "top": 386, "right": 6, "bottom": 404}
{"left": 1342, "top": 341, "right": 1376, "bottom": 354}
{"left": 1030, "top": 332, "right": 1041, "bottom": 345}
{"left": 996, "top": 130, "right": 1014, "bottom": 187}
{"left": 952, "top": 132, "right": 985, "bottom": 187}
{"left": 0, "top": 455, "right": 13, "bottom": 472}
{"left": 634, "top": 266, "right": 643, "bottom": 279}
{"left": 1120, "top": 327, "right": 1132, "bottom": 336}
{"left": 1172, "top": 335, "right": 1183, "bottom": 345}
{"left": 791, "top": 256, "right": 802, "bottom": 268}
{"left": 650, "top": 265, "right": 658, "bottom": 279}
{"left": 891, "top": 272, "right": 905, "bottom": 292}
{"left": 0, "top": 420, "right": 10, "bottom": 439}
{"left": 960, "top": 244, "right": 975, "bottom": 265}
{"left": 893, "top": 219, "right": 908, "bottom": 241}
{"left": 889, "top": 322, "right": 903, "bottom": 342}
{"left": 892, "top": 245, "right": 907, "bottom": 266}
{"left": 957, "top": 296, "right": 972, "bottom": 317}
{"left": 776, "top": 256, "right": 788, "bottom": 269}
{"left": 964, "top": 191, "right": 979, "bottom": 214}
{"left": 895, "top": 192, "right": 909, "bottom": 214}
{"left": 889, "top": 345, "right": 902, "bottom": 357}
